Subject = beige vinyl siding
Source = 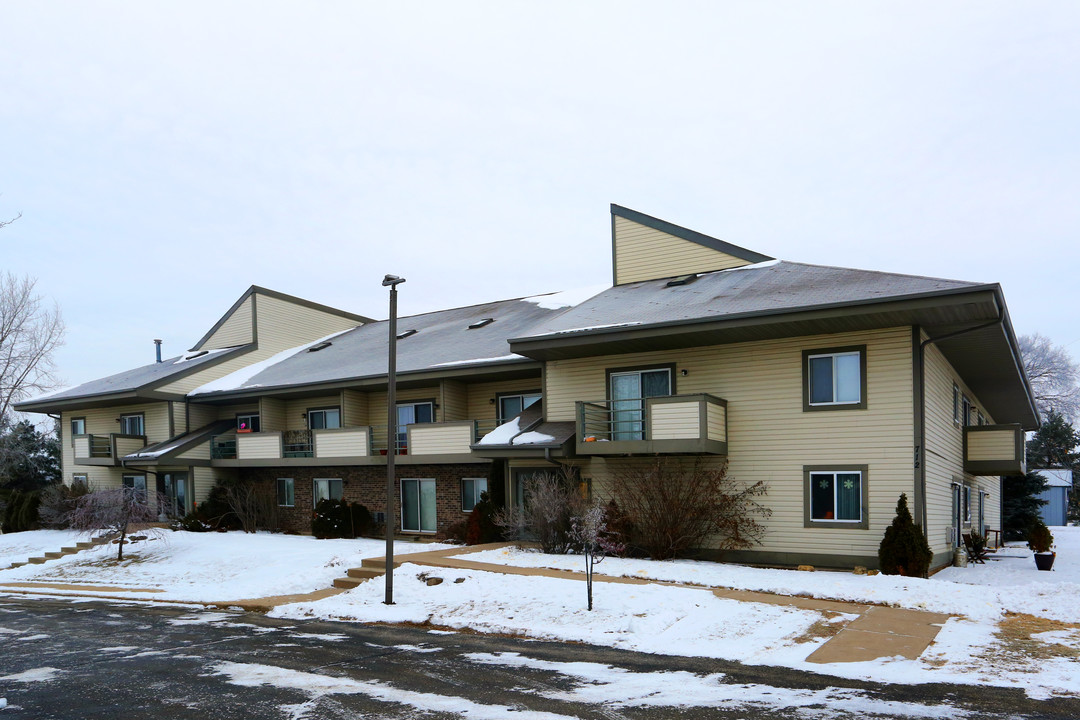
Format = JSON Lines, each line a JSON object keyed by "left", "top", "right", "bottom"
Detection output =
{"left": 114, "top": 436, "right": 147, "bottom": 457}
{"left": 315, "top": 428, "right": 370, "bottom": 457}
{"left": 158, "top": 291, "right": 363, "bottom": 396}
{"left": 342, "top": 389, "right": 368, "bottom": 427}
{"left": 614, "top": 216, "right": 752, "bottom": 285}
{"left": 73, "top": 435, "right": 90, "bottom": 458}
{"left": 923, "top": 340, "right": 1002, "bottom": 556}
{"left": 193, "top": 466, "right": 236, "bottom": 504}
{"left": 466, "top": 377, "right": 543, "bottom": 422}
{"left": 286, "top": 396, "right": 340, "bottom": 431}
{"left": 707, "top": 401, "right": 727, "bottom": 442}
{"left": 187, "top": 403, "right": 218, "bottom": 431}
{"left": 172, "top": 402, "right": 186, "bottom": 435}
{"left": 60, "top": 405, "right": 168, "bottom": 489}
{"left": 238, "top": 432, "right": 282, "bottom": 459}
{"left": 408, "top": 423, "right": 473, "bottom": 455}
{"left": 260, "top": 397, "right": 287, "bottom": 432}
{"left": 649, "top": 401, "right": 700, "bottom": 440}
{"left": 967, "top": 430, "right": 1017, "bottom": 461}
{"left": 369, "top": 386, "right": 440, "bottom": 429}
{"left": 546, "top": 327, "right": 914, "bottom": 559}
{"left": 200, "top": 296, "right": 254, "bottom": 350}
{"left": 440, "top": 381, "right": 468, "bottom": 422}
{"left": 219, "top": 404, "right": 257, "bottom": 421}
{"left": 177, "top": 442, "right": 211, "bottom": 461}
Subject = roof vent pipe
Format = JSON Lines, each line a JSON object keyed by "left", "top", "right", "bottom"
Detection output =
{"left": 154, "top": 339, "right": 163, "bottom": 363}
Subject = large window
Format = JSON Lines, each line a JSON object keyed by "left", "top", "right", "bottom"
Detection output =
{"left": 277, "top": 478, "right": 295, "bottom": 507}
{"left": 804, "top": 347, "right": 866, "bottom": 410}
{"left": 804, "top": 466, "right": 868, "bottom": 529}
{"left": 162, "top": 472, "right": 191, "bottom": 516}
{"left": 313, "top": 478, "right": 343, "bottom": 507}
{"left": 237, "top": 413, "right": 260, "bottom": 433}
{"left": 461, "top": 477, "right": 488, "bottom": 512}
{"left": 307, "top": 408, "right": 341, "bottom": 430}
{"left": 609, "top": 367, "right": 673, "bottom": 440}
{"left": 396, "top": 401, "right": 434, "bottom": 451}
{"left": 119, "top": 414, "right": 145, "bottom": 436}
{"left": 402, "top": 478, "right": 437, "bottom": 532}
{"left": 497, "top": 392, "right": 541, "bottom": 424}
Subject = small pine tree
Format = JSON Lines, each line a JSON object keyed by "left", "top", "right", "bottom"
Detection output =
{"left": 878, "top": 493, "right": 933, "bottom": 578}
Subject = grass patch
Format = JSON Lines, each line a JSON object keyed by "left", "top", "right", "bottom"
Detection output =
{"left": 990, "top": 613, "right": 1080, "bottom": 664}
{"left": 795, "top": 611, "right": 850, "bottom": 644}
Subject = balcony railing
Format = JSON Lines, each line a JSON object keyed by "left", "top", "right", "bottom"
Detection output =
{"left": 73, "top": 433, "right": 146, "bottom": 465}
{"left": 576, "top": 394, "right": 728, "bottom": 455}
{"left": 283, "top": 429, "right": 314, "bottom": 458}
{"left": 370, "top": 420, "right": 499, "bottom": 456}
{"left": 210, "top": 434, "right": 237, "bottom": 460}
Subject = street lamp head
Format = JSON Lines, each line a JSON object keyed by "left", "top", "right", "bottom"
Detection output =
{"left": 382, "top": 274, "right": 406, "bottom": 287}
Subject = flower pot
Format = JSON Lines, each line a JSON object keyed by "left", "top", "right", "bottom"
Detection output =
{"left": 1034, "top": 552, "right": 1056, "bottom": 571}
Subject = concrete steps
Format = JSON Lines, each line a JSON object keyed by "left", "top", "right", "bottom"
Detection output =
{"left": 2, "top": 533, "right": 117, "bottom": 570}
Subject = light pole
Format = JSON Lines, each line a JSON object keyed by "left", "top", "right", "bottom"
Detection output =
{"left": 382, "top": 274, "right": 405, "bottom": 605}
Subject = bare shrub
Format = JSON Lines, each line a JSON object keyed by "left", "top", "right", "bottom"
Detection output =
{"left": 221, "top": 480, "right": 279, "bottom": 533}
{"left": 493, "top": 467, "right": 585, "bottom": 554}
{"left": 69, "top": 487, "right": 163, "bottom": 560}
{"left": 609, "top": 458, "right": 771, "bottom": 560}
{"left": 569, "top": 503, "right": 626, "bottom": 610}
{"left": 37, "top": 479, "right": 90, "bottom": 528}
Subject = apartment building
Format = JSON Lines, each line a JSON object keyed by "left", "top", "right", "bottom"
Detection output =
{"left": 17, "top": 204, "right": 1037, "bottom": 569}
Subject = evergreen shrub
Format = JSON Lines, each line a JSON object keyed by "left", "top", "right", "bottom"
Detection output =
{"left": 878, "top": 493, "right": 933, "bottom": 577}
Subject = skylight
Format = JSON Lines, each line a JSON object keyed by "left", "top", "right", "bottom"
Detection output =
{"left": 665, "top": 274, "right": 699, "bottom": 287}
{"left": 307, "top": 341, "right": 332, "bottom": 352}
{"left": 468, "top": 318, "right": 495, "bottom": 329}
{"left": 396, "top": 329, "right": 417, "bottom": 340}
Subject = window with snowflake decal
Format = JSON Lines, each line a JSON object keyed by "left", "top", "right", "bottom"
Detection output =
{"left": 806, "top": 468, "right": 866, "bottom": 526}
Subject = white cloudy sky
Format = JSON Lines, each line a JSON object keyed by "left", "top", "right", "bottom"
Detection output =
{"left": 2, "top": 1, "right": 1078, "bottom": 386}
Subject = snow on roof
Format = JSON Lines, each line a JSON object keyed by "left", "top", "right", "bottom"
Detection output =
{"left": 476, "top": 416, "right": 523, "bottom": 446}
{"left": 1034, "top": 469, "right": 1073, "bottom": 487}
{"left": 430, "top": 354, "right": 525, "bottom": 368}
{"left": 190, "top": 329, "right": 353, "bottom": 396}
{"left": 511, "top": 430, "right": 555, "bottom": 445}
{"left": 522, "top": 284, "right": 609, "bottom": 310}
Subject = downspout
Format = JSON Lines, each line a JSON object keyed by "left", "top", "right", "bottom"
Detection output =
{"left": 916, "top": 313, "right": 1004, "bottom": 534}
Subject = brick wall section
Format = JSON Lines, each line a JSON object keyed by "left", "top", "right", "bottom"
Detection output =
{"left": 240, "top": 463, "right": 490, "bottom": 538}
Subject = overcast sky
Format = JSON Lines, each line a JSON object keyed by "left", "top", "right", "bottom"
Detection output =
{"left": 3, "top": 1, "right": 1079, "bottom": 388}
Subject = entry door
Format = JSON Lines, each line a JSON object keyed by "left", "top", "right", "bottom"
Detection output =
{"left": 951, "top": 483, "right": 962, "bottom": 546}
{"left": 610, "top": 369, "right": 671, "bottom": 440}
{"left": 162, "top": 473, "right": 190, "bottom": 516}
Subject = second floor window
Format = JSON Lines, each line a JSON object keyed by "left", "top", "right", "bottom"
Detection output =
{"left": 70, "top": 417, "right": 86, "bottom": 437}
{"left": 498, "top": 392, "right": 541, "bottom": 424}
{"left": 307, "top": 408, "right": 341, "bottom": 430}
{"left": 397, "top": 401, "right": 434, "bottom": 450}
{"left": 119, "top": 414, "right": 144, "bottom": 436}
{"left": 237, "top": 413, "right": 260, "bottom": 432}
{"left": 610, "top": 368, "right": 672, "bottom": 441}
{"left": 808, "top": 352, "right": 861, "bottom": 406}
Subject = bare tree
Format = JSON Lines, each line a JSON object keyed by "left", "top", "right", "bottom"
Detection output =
{"left": 221, "top": 480, "right": 278, "bottom": 533}
{"left": 569, "top": 503, "right": 625, "bottom": 611}
{"left": 1019, "top": 333, "right": 1080, "bottom": 421}
{"left": 68, "top": 487, "right": 162, "bottom": 560}
{"left": 494, "top": 467, "right": 585, "bottom": 553}
{"left": 0, "top": 273, "right": 65, "bottom": 421}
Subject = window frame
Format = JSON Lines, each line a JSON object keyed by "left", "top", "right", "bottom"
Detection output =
{"left": 961, "top": 395, "right": 972, "bottom": 426}
{"left": 307, "top": 407, "right": 341, "bottom": 431}
{"left": 395, "top": 399, "right": 435, "bottom": 450}
{"left": 401, "top": 478, "right": 437, "bottom": 533}
{"left": 277, "top": 478, "right": 295, "bottom": 507}
{"left": 312, "top": 477, "right": 343, "bottom": 507}
{"left": 496, "top": 391, "right": 542, "bottom": 425}
{"left": 953, "top": 384, "right": 960, "bottom": 424}
{"left": 803, "top": 465, "right": 869, "bottom": 529}
{"left": 236, "top": 413, "right": 261, "bottom": 433}
{"left": 461, "top": 477, "right": 488, "bottom": 513}
{"left": 71, "top": 473, "right": 88, "bottom": 488}
{"left": 119, "top": 413, "right": 145, "bottom": 436}
{"left": 802, "top": 346, "right": 867, "bottom": 412}
{"left": 70, "top": 417, "right": 86, "bottom": 441}
{"left": 122, "top": 474, "right": 148, "bottom": 502}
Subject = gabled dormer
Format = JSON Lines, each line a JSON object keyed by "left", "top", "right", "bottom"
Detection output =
{"left": 611, "top": 204, "right": 773, "bottom": 285}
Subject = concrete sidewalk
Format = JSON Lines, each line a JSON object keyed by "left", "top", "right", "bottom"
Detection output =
{"left": 0, "top": 542, "right": 952, "bottom": 663}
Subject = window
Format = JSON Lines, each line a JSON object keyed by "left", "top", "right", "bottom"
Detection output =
{"left": 803, "top": 346, "right": 866, "bottom": 410}
{"left": 461, "top": 478, "right": 488, "bottom": 512}
{"left": 237, "top": 413, "right": 260, "bottom": 433}
{"left": 71, "top": 474, "right": 88, "bottom": 489}
{"left": 961, "top": 395, "right": 972, "bottom": 426}
{"left": 396, "top": 401, "right": 434, "bottom": 451}
{"left": 119, "top": 414, "right": 144, "bottom": 436}
{"left": 953, "top": 384, "right": 960, "bottom": 424}
{"left": 402, "top": 478, "right": 437, "bottom": 532}
{"left": 497, "top": 392, "right": 541, "bottom": 424}
{"left": 122, "top": 474, "right": 147, "bottom": 502}
{"left": 962, "top": 485, "right": 971, "bottom": 524}
{"left": 609, "top": 366, "right": 673, "bottom": 440}
{"left": 313, "top": 478, "right": 343, "bottom": 507}
{"left": 162, "top": 472, "right": 191, "bottom": 516}
{"left": 307, "top": 408, "right": 341, "bottom": 430}
{"left": 70, "top": 417, "right": 86, "bottom": 437}
{"left": 804, "top": 466, "right": 868, "bottom": 529}
{"left": 277, "top": 478, "right": 295, "bottom": 507}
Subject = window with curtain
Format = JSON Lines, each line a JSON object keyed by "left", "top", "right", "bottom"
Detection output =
{"left": 402, "top": 478, "right": 437, "bottom": 532}
{"left": 461, "top": 477, "right": 487, "bottom": 512}
{"left": 313, "top": 478, "right": 343, "bottom": 507}
{"left": 396, "top": 402, "right": 433, "bottom": 451}
{"left": 609, "top": 368, "right": 672, "bottom": 440}
{"left": 809, "top": 471, "right": 862, "bottom": 522}
{"left": 119, "top": 414, "right": 144, "bottom": 436}
{"left": 807, "top": 352, "right": 861, "bottom": 406}
{"left": 277, "top": 478, "right": 295, "bottom": 507}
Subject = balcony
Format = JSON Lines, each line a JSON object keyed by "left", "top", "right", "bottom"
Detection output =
{"left": 964, "top": 424, "right": 1026, "bottom": 476}
{"left": 575, "top": 394, "right": 728, "bottom": 456}
{"left": 371, "top": 420, "right": 499, "bottom": 456}
{"left": 73, "top": 433, "right": 147, "bottom": 466}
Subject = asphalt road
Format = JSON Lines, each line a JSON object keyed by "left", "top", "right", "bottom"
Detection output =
{"left": 0, "top": 595, "right": 1075, "bottom": 719}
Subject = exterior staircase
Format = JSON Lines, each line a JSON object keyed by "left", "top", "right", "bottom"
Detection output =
{"left": 4, "top": 535, "right": 115, "bottom": 570}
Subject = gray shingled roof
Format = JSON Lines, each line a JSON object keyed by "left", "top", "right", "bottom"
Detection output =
{"left": 513, "top": 261, "right": 980, "bottom": 341}
{"left": 18, "top": 346, "right": 250, "bottom": 407}
{"left": 193, "top": 295, "right": 579, "bottom": 395}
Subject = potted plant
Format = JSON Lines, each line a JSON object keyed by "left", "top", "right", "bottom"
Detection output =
{"left": 1027, "top": 522, "right": 1056, "bottom": 571}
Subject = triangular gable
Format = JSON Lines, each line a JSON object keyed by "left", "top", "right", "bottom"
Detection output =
{"left": 611, "top": 204, "right": 773, "bottom": 285}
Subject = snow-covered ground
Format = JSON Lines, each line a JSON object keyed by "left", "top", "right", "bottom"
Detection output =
{"left": 274, "top": 529, "right": 1080, "bottom": 699}
{"left": 0, "top": 530, "right": 450, "bottom": 602}
{"left": 0, "top": 530, "right": 83, "bottom": 569}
